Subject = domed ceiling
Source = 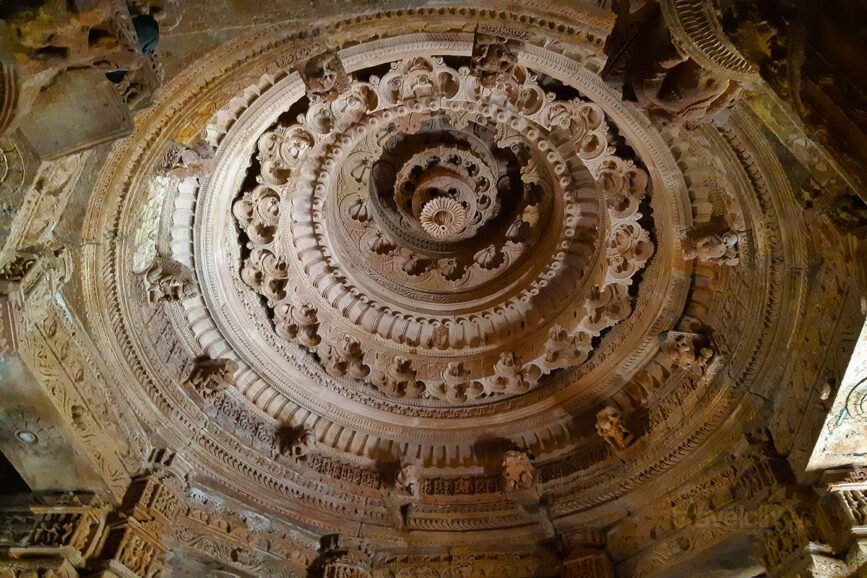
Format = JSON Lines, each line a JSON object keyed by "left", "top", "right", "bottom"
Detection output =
{"left": 1, "top": 1, "right": 866, "bottom": 577}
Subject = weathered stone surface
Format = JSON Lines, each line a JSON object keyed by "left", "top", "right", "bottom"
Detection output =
{"left": 0, "top": 2, "right": 865, "bottom": 577}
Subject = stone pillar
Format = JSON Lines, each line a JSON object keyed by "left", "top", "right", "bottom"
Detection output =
{"left": 560, "top": 531, "right": 613, "bottom": 578}
{"left": 90, "top": 470, "right": 186, "bottom": 578}
{"left": 0, "top": 246, "right": 132, "bottom": 502}
{"left": 319, "top": 536, "right": 372, "bottom": 578}
{"left": 823, "top": 469, "right": 867, "bottom": 575}
{"left": 760, "top": 501, "right": 849, "bottom": 578}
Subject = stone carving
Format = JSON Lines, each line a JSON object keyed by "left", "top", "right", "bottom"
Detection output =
{"left": 472, "top": 244, "right": 504, "bottom": 270}
{"left": 140, "top": 254, "right": 198, "bottom": 302}
{"left": 419, "top": 197, "right": 468, "bottom": 240}
{"left": 427, "top": 362, "right": 478, "bottom": 404}
{"left": 0, "top": 0, "right": 158, "bottom": 140}
{"left": 602, "top": 0, "right": 748, "bottom": 126}
{"left": 367, "top": 232, "right": 396, "bottom": 255}
{"left": 471, "top": 31, "right": 520, "bottom": 89}
{"left": 274, "top": 303, "right": 321, "bottom": 348}
{"left": 231, "top": 54, "right": 654, "bottom": 404}
{"left": 491, "top": 352, "right": 540, "bottom": 395}
{"left": 682, "top": 230, "right": 740, "bottom": 266}
{"left": 544, "top": 325, "right": 589, "bottom": 368}
{"left": 659, "top": 319, "right": 716, "bottom": 375}
{"left": 761, "top": 507, "right": 825, "bottom": 573}
{"left": 280, "top": 428, "right": 316, "bottom": 461}
{"left": 596, "top": 406, "right": 634, "bottom": 450}
{"left": 321, "top": 334, "right": 370, "bottom": 380}
{"left": 300, "top": 52, "right": 349, "bottom": 102}
{"left": 395, "top": 462, "right": 422, "bottom": 498}
{"left": 185, "top": 357, "right": 238, "bottom": 401}
{"left": 502, "top": 450, "right": 535, "bottom": 491}
{"left": 34, "top": 6, "right": 867, "bottom": 578}
{"left": 371, "top": 357, "right": 424, "bottom": 400}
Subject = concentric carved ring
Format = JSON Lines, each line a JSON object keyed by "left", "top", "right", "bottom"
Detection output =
{"left": 225, "top": 54, "right": 655, "bottom": 405}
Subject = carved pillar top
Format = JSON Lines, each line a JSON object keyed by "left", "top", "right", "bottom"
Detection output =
{"left": 320, "top": 536, "right": 372, "bottom": 578}
{"left": 560, "top": 529, "right": 613, "bottom": 578}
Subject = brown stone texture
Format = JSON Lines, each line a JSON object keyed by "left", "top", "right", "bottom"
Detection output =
{"left": 0, "top": 1, "right": 865, "bottom": 577}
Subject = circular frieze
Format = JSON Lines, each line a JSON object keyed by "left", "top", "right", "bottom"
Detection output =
{"left": 216, "top": 53, "right": 657, "bottom": 406}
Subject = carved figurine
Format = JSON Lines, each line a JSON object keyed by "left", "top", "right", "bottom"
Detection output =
{"left": 660, "top": 330, "right": 715, "bottom": 374}
{"left": 300, "top": 52, "right": 349, "bottom": 102}
{"left": 281, "top": 428, "right": 316, "bottom": 461}
{"left": 141, "top": 254, "right": 198, "bottom": 303}
{"left": 471, "top": 31, "right": 519, "bottom": 89}
{"left": 682, "top": 231, "right": 740, "bottom": 266}
{"left": 595, "top": 405, "right": 634, "bottom": 450}
{"left": 186, "top": 357, "right": 238, "bottom": 401}
{"left": 602, "top": 0, "right": 741, "bottom": 126}
{"left": 502, "top": 450, "right": 535, "bottom": 491}
{"left": 395, "top": 462, "right": 422, "bottom": 498}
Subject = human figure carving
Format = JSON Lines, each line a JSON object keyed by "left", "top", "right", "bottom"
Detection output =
{"left": 395, "top": 462, "right": 422, "bottom": 498}
{"left": 186, "top": 357, "right": 238, "bottom": 401}
{"left": 281, "top": 428, "right": 316, "bottom": 461}
{"left": 502, "top": 450, "right": 535, "bottom": 491}
{"left": 660, "top": 330, "right": 715, "bottom": 374}
{"left": 471, "top": 31, "right": 519, "bottom": 89}
{"left": 141, "top": 254, "right": 198, "bottom": 303}
{"left": 300, "top": 52, "right": 348, "bottom": 102}
{"left": 596, "top": 406, "right": 634, "bottom": 450}
{"left": 682, "top": 231, "right": 739, "bottom": 265}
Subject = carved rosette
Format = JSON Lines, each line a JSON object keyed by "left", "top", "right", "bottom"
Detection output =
{"left": 230, "top": 53, "right": 655, "bottom": 406}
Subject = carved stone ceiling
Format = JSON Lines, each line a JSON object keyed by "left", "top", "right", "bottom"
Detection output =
{"left": 13, "top": 0, "right": 861, "bottom": 575}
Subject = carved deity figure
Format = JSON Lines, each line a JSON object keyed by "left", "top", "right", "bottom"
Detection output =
{"left": 300, "top": 52, "right": 349, "bottom": 102}
{"left": 682, "top": 230, "right": 739, "bottom": 265}
{"left": 660, "top": 330, "right": 715, "bottom": 374}
{"left": 141, "top": 254, "right": 198, "bottom": 303}
{"left": 502, "top": 450, "right": 535, "bottom": 491}
{"left": 395, "top": 462, "right": 422, "bottom": 498}
{"left": 186, "top": 357, "right": 238, "bottom": 401}
{"left": 595, "top": 406, "right": 634, "bottom": 450}
{"left": 281, "top": 428, "right": 316, "bottom": 461}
